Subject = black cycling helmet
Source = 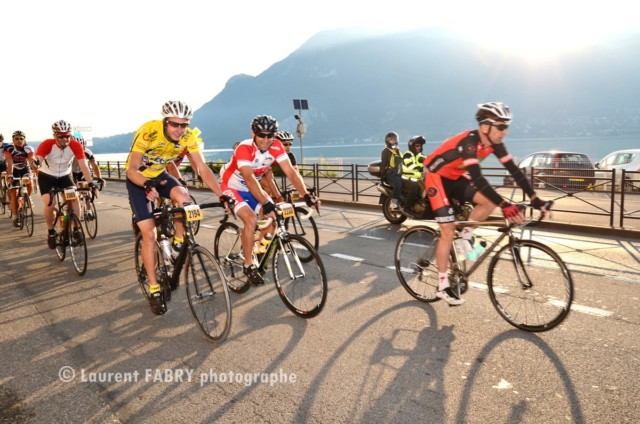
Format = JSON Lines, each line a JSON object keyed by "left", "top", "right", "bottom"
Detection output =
{"left": 12, "top": 130, "right": 26, "bottom": 139}
{"left": 274, "top": 131, "right": 294, "bottom": 142}
{"left": 251, "top": 115, "right": 278, "bottom": 133}
{"left": 385, "top": 132, "right": 399, "bottom": 148}
{"left": 475, "top": 102, "right": 512, "bottom": 123}
{"left": 408, "top": 135, "right": 426, "bottom": 153}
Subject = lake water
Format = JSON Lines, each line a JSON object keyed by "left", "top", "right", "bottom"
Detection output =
{"left": 94, "top": 135, "right": 638, "bottom": 167}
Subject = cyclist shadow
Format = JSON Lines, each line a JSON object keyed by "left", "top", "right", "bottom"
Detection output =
{"left": 454, "top": 329, "right": 585, "bottom": 423}
{"left": 292, "top": 300, "right": 449, "bottom": 422}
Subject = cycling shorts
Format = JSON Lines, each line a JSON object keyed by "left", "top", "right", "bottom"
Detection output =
{"left": 127, "top": 171, "right": 181, "bottom": 223}
{"left": 38, "top": 172, "right": 74, "bottom": 197}
{"left": 425, "top": 172, "right": 476, "bottom": 223}
{"left": 222, "top": 186, "right": 273, "bottom": 215}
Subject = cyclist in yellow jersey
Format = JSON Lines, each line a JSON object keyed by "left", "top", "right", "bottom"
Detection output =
{"left": 126, "top": 100, "right": 233, "bottom": 315}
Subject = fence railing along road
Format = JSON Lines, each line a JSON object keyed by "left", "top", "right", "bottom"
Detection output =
{"left": 98, "top": 161, "right": 639, "bottom": 231}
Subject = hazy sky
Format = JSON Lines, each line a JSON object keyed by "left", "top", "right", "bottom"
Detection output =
{"left": 2, "top": 0, "right": 638, "bottom": 142}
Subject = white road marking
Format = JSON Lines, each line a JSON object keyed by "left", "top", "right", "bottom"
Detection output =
{"left": 331, "top": 253, "right": 364, "bottom": 262}
{"left": 359, "top": 235, "right": 385, "bottom": 240}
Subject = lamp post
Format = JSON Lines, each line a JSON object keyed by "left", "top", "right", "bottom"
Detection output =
{"left": 292, "top": 99, "right": 308, "bottom": 164}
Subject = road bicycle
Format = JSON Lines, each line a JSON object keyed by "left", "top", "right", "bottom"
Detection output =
{"left": 278, "top": 187, "right": 319, "bottom": 261}
{"left": 76, "top": 180, "right": 103, "bottom": 239}
{"left": 49, "top": 186, "right": 90, "bottom": 276}
{"left": 394, "top": 203, "right": 574, "bottom": 332}
{"left": 134, "top": 200, "right": 231, "bottom": 342}
{"left": 0, "top": 172, "right": 9, "bottom": 215}
{"left": 213, "top": 202, "right": 328, "bottom": 318}
{"left": 13, "top": 175, "right": 35, "bottom": 236}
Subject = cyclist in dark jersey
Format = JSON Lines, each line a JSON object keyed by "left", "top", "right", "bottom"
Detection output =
{"left": 424, "top": 102, "right": 548, "bottom": 305}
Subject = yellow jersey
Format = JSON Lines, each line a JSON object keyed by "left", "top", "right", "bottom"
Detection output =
{"left": 125, "top": 120, "right": 200, "bottom": 178}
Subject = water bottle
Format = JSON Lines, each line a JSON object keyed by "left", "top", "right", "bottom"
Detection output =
{"left": 60, "top": 214, "right": 68, "bottom": 235}
{"left": 454, "top": 237, "right": 472, "bottom": 258}
{"left": 159, "top": 237, "right": 173, "bottom": 266}
{"left": 467, "top": 241, "right": 487, "bottom": 261}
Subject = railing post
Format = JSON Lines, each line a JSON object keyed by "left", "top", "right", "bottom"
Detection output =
{"left": 117, "top": 161, "right": 122, "bottom": 179}
{"left": 619, "top": 169, "right": 625, "bottom": 228}
{"left": 610, "top": 169, "right": 616, "bottom": 228}
{"left": 351, "top": 164, "right": 356, "bottom": 201}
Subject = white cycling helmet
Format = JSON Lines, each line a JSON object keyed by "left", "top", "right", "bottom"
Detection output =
{"left": 161, "top": 100, "right": 193, "bottom": 119}
{"left": 52, "top": 120, "right": 72, "bottom": 133}
{"left": 476, "top": 102, "right": 513, "bottom": 123}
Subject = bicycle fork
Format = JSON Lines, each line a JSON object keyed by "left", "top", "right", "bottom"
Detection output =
{"left": 279, "top": 237, "right": 306, "bottom": 280}
{"left": 509, "top": 238, "right": 534, "bottom": 289}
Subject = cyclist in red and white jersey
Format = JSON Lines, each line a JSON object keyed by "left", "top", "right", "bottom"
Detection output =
{"left": 35, "top": 120, "right": 96, "bottom": 249}
{"left": 219, "top": 115, "right": 319, "bottom": 286}
{"left": 424, "top": 102, "right": 549, "bottom": 305}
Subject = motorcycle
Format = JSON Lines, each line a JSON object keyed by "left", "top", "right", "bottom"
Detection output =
{"left": 368, "top": 160, "right": 472, "bottom": 225}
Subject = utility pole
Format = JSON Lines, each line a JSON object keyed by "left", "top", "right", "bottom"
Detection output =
{"left": 292, "top": 99, "right": 308, "bottom": 164}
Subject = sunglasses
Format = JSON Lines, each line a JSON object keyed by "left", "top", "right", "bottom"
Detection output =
{"left": 166, "top": 121, "right": 189, "bottom": 129}
{"left": 56, "top": 134, "right": 72, "bottom": 139}
{"left": 282, "top": 142, "right": 292, "bottom": 147}
{"left": 491, "top": 123, "right": 510, "bottom": 131}
{"left": 13, "top": 137, "right": 25, "bottom": 141}
{"left": 255, "top": 132, "right": 275, "bottom": 139}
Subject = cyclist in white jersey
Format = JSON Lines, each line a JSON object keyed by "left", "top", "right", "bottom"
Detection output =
{"left": 35, "top": 120, "right": 96, "bottom": 249}
{"left": 219, "top": 115, "right": 319, "bottom": 286}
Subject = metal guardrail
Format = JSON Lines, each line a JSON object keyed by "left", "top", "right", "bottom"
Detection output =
{"left": 99, "top": 161, "right": 639, "bottom": 230}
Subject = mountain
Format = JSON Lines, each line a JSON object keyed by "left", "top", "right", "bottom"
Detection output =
{"left": 92, "top": 27, "right": 640, "bottom": 154}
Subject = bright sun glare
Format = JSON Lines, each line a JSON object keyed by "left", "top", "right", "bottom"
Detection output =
{"left": 439, "top": 1, "right": 637, "bottom": 59}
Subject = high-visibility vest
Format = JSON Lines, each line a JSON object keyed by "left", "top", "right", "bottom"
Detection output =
{"left": 402, "top": 151, "right": 426, "bottom": 180}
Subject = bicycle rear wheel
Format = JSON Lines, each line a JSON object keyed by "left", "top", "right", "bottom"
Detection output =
{"left": 214, "top": 221, "right": 250, "bottom": 293}
{"left": 68, "top": 214, "right": 88, "bottom": 276}
{"left": 134, "top": 234, "right": 172, "bottom": 301}
{"left": 395, "top": 226, "right": 440, "bottom": 302}
{"left": 84, "top": 201, "right": 98, "bottom": 239}
{"left": 272, "top": 234, "right": 327, "bottom": 318}
{"left": 283, "top": 207, "right": 319, "bottom": 262}
{"left": 488, "top": 239, "right": 574, "bottom": 332}
{"left": 185, "top": 246, "right": 232, "bottom": 342}
{"left": 24, "top": 195, "right": 34, "bottom": 236}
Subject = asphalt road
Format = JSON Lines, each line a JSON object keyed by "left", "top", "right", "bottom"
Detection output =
{"left": 1, "top": 182, "right": 639, "bottom": 423}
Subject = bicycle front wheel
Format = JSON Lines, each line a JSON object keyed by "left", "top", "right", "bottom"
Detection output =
{"left": 395, "top": 226, "right": 440, "bottom": 302}
{"left": 185, "top": 246, "right": 232, "bottom": 342}
{"left": 189, "top": 194, "right": 201, "bottom": 235}
{"left": 283, "top": 207, "right": 319, "bottom": 262}
{"left": 214, "top": 221, "right": 250, "bottom": 294}
{"left": 84, "top": 201, "right": 98, "bottom": 239}
{"left": 68, "top": 214, "right": 88, "bottom": 276}
{"left": 272, "top": 234, "right": 327, "bottom": 318}
{"left": 53, "top": 209, "right": 66, "bottom": 261}
{"left": 488, "top": 239, "right": 574, "bottom": 332}
{"left": 24, "top": 195, "right": 34, "bottom": 237}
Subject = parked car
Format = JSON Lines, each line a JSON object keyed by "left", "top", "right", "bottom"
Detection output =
{"left": 594, "top": 149, "right": 640, "bottom": 192}
{"left": 503, "top": 151, "right": 595, "bottom": 191}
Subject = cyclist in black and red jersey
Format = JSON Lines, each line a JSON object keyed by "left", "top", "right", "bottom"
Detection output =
{"left": 5, "top": 131, "right": 38, "bottom": 227}
{"left": 424, "top": 102, "right": 549, "bottom": 306}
